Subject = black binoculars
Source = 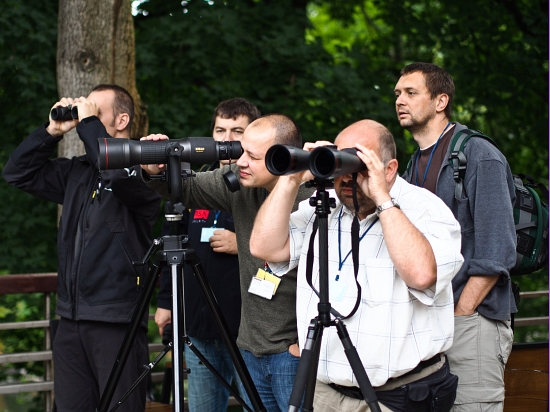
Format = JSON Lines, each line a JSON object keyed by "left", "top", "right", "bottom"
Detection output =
{"left": 51, "top": 105, "right": 79, "bottom": 121}
{"left": 265, "top": 144, "right": 366, "bottom": 180}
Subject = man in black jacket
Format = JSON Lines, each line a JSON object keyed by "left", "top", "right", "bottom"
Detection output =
{"left": 2, "top": 84, "right": 161, "bottom": 412}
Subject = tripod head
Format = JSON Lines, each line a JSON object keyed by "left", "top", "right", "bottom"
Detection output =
{"left": 306, "top": 178, "right": 336, "bottom": 218}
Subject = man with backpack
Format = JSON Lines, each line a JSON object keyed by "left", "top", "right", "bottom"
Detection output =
{"left": 395, "top": 62, "right": 517, "bottom": 411}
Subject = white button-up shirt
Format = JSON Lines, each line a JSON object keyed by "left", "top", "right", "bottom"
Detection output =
{"left": 269, "top": 176, "right": 463, "bottom": 387}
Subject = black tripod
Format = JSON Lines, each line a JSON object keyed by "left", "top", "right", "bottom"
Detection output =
{"left": 287, "top": 179, "right": 381, "bottom": 412}
{"left": 96, "top": 143, "right": 265, "bottom": 412}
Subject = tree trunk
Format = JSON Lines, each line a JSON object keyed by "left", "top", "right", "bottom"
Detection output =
{"left": 56, "top": 0, "right": 147, "bottom": 221}
{"left": 57, "top": 0, "right": 147, "bottom": 161}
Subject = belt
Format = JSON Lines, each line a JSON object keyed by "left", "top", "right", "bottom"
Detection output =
{"left": 394, "top": 352, "right": 443, "bottom": 379}
{"left": 328, "top": 353, "right": 444, "bottom": 401}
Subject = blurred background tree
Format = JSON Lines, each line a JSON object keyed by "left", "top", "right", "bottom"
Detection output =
{"left": 2, "top": 0, "right": 546, "bottom": 276}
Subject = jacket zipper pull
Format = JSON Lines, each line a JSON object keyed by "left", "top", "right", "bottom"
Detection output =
{"left": 91, "top": 173, "right": 102, "bottom": 204}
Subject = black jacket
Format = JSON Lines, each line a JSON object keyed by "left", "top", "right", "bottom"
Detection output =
{"left": 2, "top": 117, "right": 161, "bottom": 323}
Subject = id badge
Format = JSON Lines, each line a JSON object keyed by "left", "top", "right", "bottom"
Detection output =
{"left": 200, "top": 227, "right": 224, "bottom": 242}
{"left": 248, "top": 277, "right": 276, "bottom": 300}
{"left": 248, "top": 268, "right": 281, "bottom": 299}
{"left": 329, "top": 279, "right": 348, "bottom": 302}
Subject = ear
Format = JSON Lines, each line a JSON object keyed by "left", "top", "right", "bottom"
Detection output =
{"left": 435, "top": 93, "right": 449, "bottom": 114}
{"left": 385, "top": 159, "right": 399, "bottom": 183}
{"left": 116, "top": 112, "right": 130, "bottom": 131}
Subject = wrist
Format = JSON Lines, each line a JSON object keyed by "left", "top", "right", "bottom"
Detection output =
{"left": 375, "top": 195, "right": 392, "bottom": 208}
{"left": 278, "top": 175, "right": 302, "bottom": 193}
{"left": 45, "top": 123, "right": 63, "bottom": 138}
{"left": 455, "top": 299, "right": 476, "bottom": 315}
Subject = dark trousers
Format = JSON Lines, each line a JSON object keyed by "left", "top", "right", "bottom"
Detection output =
{"left": 53, "top": 318, "right": 148, "bottom": 412}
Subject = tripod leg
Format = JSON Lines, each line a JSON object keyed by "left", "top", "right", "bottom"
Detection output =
{"left": 184, "top": 337, "right": 253, "bottom": 412}
{"left": 186, "top": 254, "right": 265, "bottom": 412}
{"left": 108, "top": 343, "right": 173, "bottom": 412}
{"left": 170, "top": 259, "right": 187, "bottom": 412}
{"left": 96, "top": 264, "right": 162, "bottom": 412}
{"left": 288, "top": 319, "right": 322, "bottom": 412}
{"left": 334, "top": 319, "right": 381, "bottom": 412}
{"left": 301, "top": 323, "right": 323, "bottom": 412}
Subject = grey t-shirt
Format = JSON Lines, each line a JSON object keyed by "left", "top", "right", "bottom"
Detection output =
{"left": 145, "top": 164, "right": 315, "bottom": 355}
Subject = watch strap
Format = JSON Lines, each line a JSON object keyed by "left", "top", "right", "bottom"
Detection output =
{"left": 376, "top": 198, "right": 400, "bottom": 216}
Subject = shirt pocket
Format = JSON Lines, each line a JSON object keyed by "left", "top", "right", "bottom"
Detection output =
{"left": 362, "top": 258, "right": 395, "bottom": 306}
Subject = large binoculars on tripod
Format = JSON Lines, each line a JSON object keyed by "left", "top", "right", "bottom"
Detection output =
{"left": 97, "top": 137, "right": 243, "bottom": 170}
{"left": 265, "top": 144, "right": 366, "bottom": 179}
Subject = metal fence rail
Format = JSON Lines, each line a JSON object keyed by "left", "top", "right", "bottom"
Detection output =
{"left": 1, "top": 272, "right": 548, "bottom": 410}
{"left": 0, "top": 273, "right": 167, "bottom": 411}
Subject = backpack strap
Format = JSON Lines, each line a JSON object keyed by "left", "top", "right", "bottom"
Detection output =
{"left": 517, "top": 173, "right": 550, "bottom": 201}
{"left": 448, "top": 129, "right": 498, "bottom": 200}
{"left": 404, "top": 151, "right": 417, "bottom": 183}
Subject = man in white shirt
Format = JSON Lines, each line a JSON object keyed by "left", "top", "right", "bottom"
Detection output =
{"left": 250, "top": 119, "right": 464, "bottom": 411}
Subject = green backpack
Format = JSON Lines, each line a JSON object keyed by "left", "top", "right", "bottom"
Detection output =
{"left": 448, "top": 129, "right": 549, "bottom": 275}
{"left": 408, "top": 128, "right": 549, "bottom": 276}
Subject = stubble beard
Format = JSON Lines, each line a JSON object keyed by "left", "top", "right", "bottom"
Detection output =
{"left": 400, "top": 113, "right": 434, "bottom": 138}
{"left": 336, "top": 184, "right": 376, "bottom": 218}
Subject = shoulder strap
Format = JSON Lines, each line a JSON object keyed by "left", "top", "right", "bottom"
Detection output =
{"left": 448, "top": 129, "right": 498, "bottom": 200}
{"left": 404, "top": 151, "right": 417, "bottom": 183}
{"left": 517, "top": 173, "right": 550, "bottom": 201}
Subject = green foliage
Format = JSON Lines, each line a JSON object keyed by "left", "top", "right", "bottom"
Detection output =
{"left": 512, "top": 269, "right": 549, "bottom": 342}
{"left": 0, "top": 0, "right": 59, "bottom": 275}
{"left": 0, "top": 292, "right": 52, "bottom": 412}
{"left": 309, "top": 0, "right": 549, "bottom": 179}
{"left": 134, "top": 0, "right": 395, "bottom": 150}
{"left": 0, "top": 3, "right": 62, "bottom": 406}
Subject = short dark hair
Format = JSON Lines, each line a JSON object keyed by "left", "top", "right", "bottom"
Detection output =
{"left": 400, "top": 62, "right": 455, "bottom": 119}
{"left": 92, "top": 84, "right": 135, "bottom": 132}
{"left": 251, "top": 114, "right": 302, "bottom": 148}
{"left": 211, "top": 98, "right": 261, "bottom": 131}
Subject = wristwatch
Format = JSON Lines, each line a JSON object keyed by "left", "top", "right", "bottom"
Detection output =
{"left": 376, "top": 198, "right": 400, "bottom": 216}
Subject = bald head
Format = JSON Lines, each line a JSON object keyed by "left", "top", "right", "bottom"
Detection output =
{"left": 335, "top": 119, "right": 396, "bottom": 165}
{"left": 249, "top": 114, "right": 302, "bottom": 148}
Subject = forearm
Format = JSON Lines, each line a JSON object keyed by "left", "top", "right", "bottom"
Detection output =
{"left": 455, "top": 275, "right": 500, "bottom": 315}
{"left": 378, "top": 206, "right": 437, "bottom": 289}
{"left": 77, "top": 116, "right": 108, "bottom": 166}
{"left": 250, "top": 176, "right": 300, "bottom": 262}
{"left": 3, "top": 126, "right": 67, "bottom": 202}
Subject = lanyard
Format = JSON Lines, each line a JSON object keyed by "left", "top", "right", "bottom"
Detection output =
{"left": 414, "top": 122, "right": 451, "bottom": 187}
{"left": 336, "top": 208, "right": 378, "bottom": 281}
{"left": 211, "top": 210, "right": 221, "bottom": 228}
{"left": 305, "top": 207, "right": 379, "bottom": 320}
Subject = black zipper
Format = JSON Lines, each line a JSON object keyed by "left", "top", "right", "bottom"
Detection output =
{"left": 71, "top": 170, "right": 99, "bottom": 319}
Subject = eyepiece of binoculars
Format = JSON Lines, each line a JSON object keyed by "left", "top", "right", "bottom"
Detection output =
{"left": 51, "top": 105, "right": 78, "bottom": 121}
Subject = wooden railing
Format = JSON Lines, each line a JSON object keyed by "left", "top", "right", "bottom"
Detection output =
{"left": 0, "top": 272, "right": 548, "bottom": 410}
{"left": 0, "top": 273, "right": 169, "bottom": 411}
